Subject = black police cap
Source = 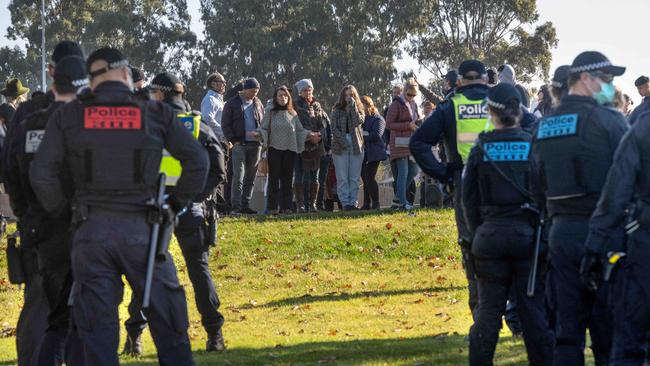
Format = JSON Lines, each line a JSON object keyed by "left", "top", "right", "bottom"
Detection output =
{"left": 635, "top": 76, "right": 649, "bottom": 87}
{"left": 551, "top": 65, "right": 571, "bottom": 89}
{"left": 86, "top": 47, "right": 129, "bottom": 79}
{"left": 570, "top": 51, "right": 625, "bottom": 76}
{"left": 445, "top": 70, "right": 459, "bottom": 83}
{"left": 487, "top": 83, "right": 521, "bottom": 110}
{"left": 149, "top": 72, "right": 184, "bottom": 94}
{"left": 53, "top": 55, "right": 88, "bottom": 90}
{"left": 130, "top": 66, "right": 145, "bottom": 83}
{"left": 51, "top": 41, "right": 84, "bottom": 65}
{"left": 459, "top": 60, "right": 486, "bottom": 78}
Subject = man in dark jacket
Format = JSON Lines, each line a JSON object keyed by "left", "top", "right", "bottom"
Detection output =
{"left": 410, "top": 59, "right": 492, "bottom": 320}
{"left": 122, "top": 71, "right": 227, "bottom": 355}
{"left": 533, "top": 51, "right": 628, "bottom": 365}
{"left": 30, "top": 47, "right": 205, "bottom": 366}
{"left": 2, "top": 40, "right": 84, "bottom": 366}
{"left": 221, "top": 78, "right": 264, "bottom": 214}
{"left": 582, "top": 109, "right": 650, "bottom": 364}
{"left": 5, "top": 55, "right": 87, "bottom": 366}
{"left": 628, "top": 75, "right": 650, "bottom": 125}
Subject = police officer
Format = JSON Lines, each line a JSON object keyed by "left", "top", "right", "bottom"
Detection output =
{"left": 550, "top": 65, "right": 571, "bottom": 107}
{"left": 531, "top": 51, "right": 628, "bottom": 365}
{"left": 5, "top": 55, "right": 88, "bottom": 366}
{"left": 122, "top": 72, "right": 227, "bottom": 354}
{"left": 581, "top": 108, "right": 650, "bottom": 365}
{"left": 410, "top": 59, "right": 492, "bottom": 319}
{"left": 29, "top": 47, "right": 207, "bottom": 366}
{"left": 2, "top": 40, "right": 84, "bottom": 366}
{"left": 462, "top": 83, "right": 554, "bottom": 366}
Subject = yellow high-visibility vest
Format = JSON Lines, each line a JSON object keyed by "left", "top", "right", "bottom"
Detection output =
{"left": 451, "top": 93, "right": 493, "bottom": 163}
{"left": 160, "top": 112, "right": 201, "bottom": 186}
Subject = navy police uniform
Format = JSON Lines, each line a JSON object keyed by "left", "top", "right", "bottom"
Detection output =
{"left": 29, "top": 48, "right": 207, "bottom": 366}
{"left": 2, "top": 41, "right": 85, "bottom": 366}
{"left": 585, "top": 111, "right": 650, "bottom": 365}
{"left": 410, "top": 60, "right": 491, "bottom": 317}
{"left": 532, "top": 52, "right": 628, "bottom": 365}
{"left": 124, "top": 73, "right": 226, "bottom": 353}
{"left": 5, "top": 55, "right": 88, "bottom": 366}
{"left": 462, "top": 84, "right": 553, "bottom": 366}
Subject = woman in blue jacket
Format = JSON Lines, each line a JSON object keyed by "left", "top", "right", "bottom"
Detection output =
{"left": 361, "top": 96, "right": 387, "bottom": 210}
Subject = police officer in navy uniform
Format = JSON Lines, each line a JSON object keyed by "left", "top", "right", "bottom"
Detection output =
{"left": 462, "top": 83, "right": 554, "bottom": 366}
{"left": 582, "top": 107, "right": 650, "bottom": 365}
{"left": 5, "top": 55, "right": 88, "bottom": 366}
{"left": 410, "top": 59, "right": 491, "bottom": 319}
{"left": 29, "top": 47, "right": 206, "bottom": 366}
{"left": 122, "top": 72, "right": 227, "bottom": 354}
{"left": 531, "top": 51, "right": 628, "bottom": 365}
{"left": 2, "top": 40, "right": 84, "bottom": 366}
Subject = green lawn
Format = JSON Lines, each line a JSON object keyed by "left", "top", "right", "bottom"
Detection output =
{"left": 0, "top": 209, "right": 569, "bottom": 365}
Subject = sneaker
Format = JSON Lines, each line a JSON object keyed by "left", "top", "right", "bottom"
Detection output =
{"left": 122, "top": 332, "right": 143, "bottom": 356}
{"left": 240, "top": 207, "right": 257, "bottom": 215}
{"left": 404, "top": 203, "right": 415, "bottom": 211}
{"left": 206, "top": 329, "right": 226, "bottom": 352}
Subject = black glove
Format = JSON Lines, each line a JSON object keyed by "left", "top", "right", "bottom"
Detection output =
{"left": 444, "top": 161, "right": 463, "bottom": 183}
{"left": 168, "top": 195, "right": 189, "bottom": 216}
{"left": 580, "top": 250, "right": 603, "bottom": 292}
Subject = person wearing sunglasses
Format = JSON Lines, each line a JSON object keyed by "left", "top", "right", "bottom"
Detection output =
{"left": 386, "top": 78, "right": 422, "bottom": 210}
{"left": 533, "top": 51, "right": 628, "bottom": 365}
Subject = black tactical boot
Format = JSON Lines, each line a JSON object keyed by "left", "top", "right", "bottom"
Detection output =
{"left": 206, "top": 329, "right": 226, "bottom": 352}
{"left": 122, "top": 331, "right": 143, "bottom": 356}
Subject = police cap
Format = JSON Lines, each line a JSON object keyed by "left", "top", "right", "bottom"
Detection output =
{"left": 458, "top": 60, "right": 486, "bottom": 79}
{"left": 86, "top": 47, "right": 129, "bottom": 79}
{"left": 54, "top": 55, "right": 88, "bottom": 92}
{"left": 487, "top": 83, "right": 521, "bottom": 110}
{"left": 130, "top": 66, "right": 145, "bottom": 83}
{"left": 635, "top": 76, "right": 649, "bottom": 87}
{"left": 551, "top": 65, "right": 571, "bottom": 89}
{"left": 445, "top": 70, "right": 459, "bottom": 84}
{"left": 149, "top": 72, "right": 184, "bottom": 94}
{"left": 569, "top": 51, "right": 625, "bottom": 76}
{"left": 51, "top": 41, "right": 84, "bottom": 65}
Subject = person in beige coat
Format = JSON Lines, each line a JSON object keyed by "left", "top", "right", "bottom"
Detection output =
{"left": 250, "top": 86, "right": 320, "bottom": 213}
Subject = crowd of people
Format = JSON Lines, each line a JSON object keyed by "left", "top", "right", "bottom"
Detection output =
{"left": 3, "top": 36, "right": 650, "bottom": 366}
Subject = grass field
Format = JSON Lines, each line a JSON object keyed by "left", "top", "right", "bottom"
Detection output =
{"left": 0, "top": 209, "right": 552, "bottom": 365}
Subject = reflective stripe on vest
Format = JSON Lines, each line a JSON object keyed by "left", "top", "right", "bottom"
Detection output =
{"left": 160, "top": 112, "right": 201, "bottom": 186}
{"left": 452, "top": 93, "right": 493, "bottom": 163}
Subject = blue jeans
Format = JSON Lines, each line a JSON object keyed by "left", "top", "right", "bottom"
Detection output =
{"left": 332, "top": 135, "right": 364, "bottom": 207}
{"left": 393, "top": 157, "right": 419, "bottom": 206}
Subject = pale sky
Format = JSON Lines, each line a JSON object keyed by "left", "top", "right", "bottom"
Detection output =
{"left": 2, "top": 0, "right": 649, "bottom": 105}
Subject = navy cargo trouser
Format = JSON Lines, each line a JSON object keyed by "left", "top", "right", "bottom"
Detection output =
{"left": 452, "top": 170, "right": 478, "bottom": 318}
{"left": 550, "top": 216, "right": 612, "bottom": 365}
{"left": 70, "top": 208, "right": 194, "bottom": 366}
{"left": 610, "top": 229, "right": 650, "bottom": 365}
{"left": 33, "top": 218, "right": 84, "bottom": 366}
{"left": 469, "top": 220, "right": 554, "bottom": 366}
{"left": 125, "top": 202, "right": 224, "bottom": 336}
{"left": 16, "top": 247, "right": 49, "bottom": 366}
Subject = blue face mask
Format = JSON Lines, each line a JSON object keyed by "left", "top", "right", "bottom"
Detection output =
{"left": 593, "top": 81, "right": 616, "bottom": 105}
